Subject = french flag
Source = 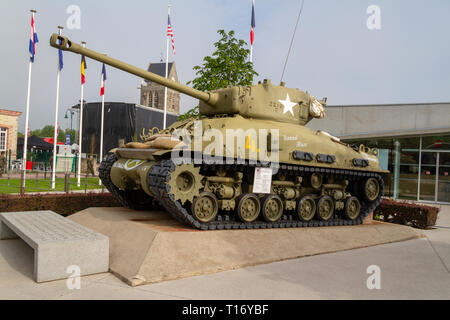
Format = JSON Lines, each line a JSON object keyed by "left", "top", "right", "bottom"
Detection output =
{"left": 250, "top": 0, "right": 255, "bottom": 46}
{"left": 100, "top": 63, "right": 107, "bottom": 96}
{"left": 29, "top": 12, "right": 38, "bottom": 63}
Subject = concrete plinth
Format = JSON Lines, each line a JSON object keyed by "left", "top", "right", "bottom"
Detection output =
{"left": 69, "top": 207, "right": 423, "bottom": 287}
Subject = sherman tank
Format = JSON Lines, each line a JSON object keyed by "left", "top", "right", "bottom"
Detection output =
{"left": 50, "top": 34, "right": 388, "bottom": 230}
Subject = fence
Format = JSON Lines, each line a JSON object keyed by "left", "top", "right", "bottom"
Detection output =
{"left": 0, "top": 166, "right": 105, "bottom": 195}
{"left": 13, "top": 154, "right": 77, "bottom": 175}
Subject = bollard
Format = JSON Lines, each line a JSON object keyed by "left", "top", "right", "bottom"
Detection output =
{"left": 35, "top": 171, "right": 39, "bottom": 189}
{"left": 64, "top": 173, "right": 70, "bottom": 193}
{"left": 20, "top": 170, "right": 25, "bottom": 195}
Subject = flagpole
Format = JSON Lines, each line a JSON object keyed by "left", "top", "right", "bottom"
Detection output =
{"left": 77, "top": 41, "right": 86, "bottom": 187}
{"left": 163, "top": 4, "right": 171, "bottom": 130}
{"left": 21, "top": 9, "right": 37, "bottom": 192}
{"left": 99, "top": 75, "right": 105, "bottom": 186}
{"left": 250, "top": 45, "right": 253, "bottom": 63}
{"left": 22, "top": 60, "right": 32, "bottom": 190}
{"left": 51, "top": 26, "right": 63, "bottom": 189}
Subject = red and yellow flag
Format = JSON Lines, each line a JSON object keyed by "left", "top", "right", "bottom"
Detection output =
{"left": 81, "top": 55, "right": 87, "bottom": 84}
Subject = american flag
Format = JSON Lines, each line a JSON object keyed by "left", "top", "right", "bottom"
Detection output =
{"left": 100, "top": 63, "right": 107, "bottom": 96}
{"left": 29, "top": 12, "right": 38, "bottom": 63}
{"left": 167, "top": 14, "right": 175, "bottom": 54}
{"left": 250, "top": 0, "right": 255, "bottom": 46}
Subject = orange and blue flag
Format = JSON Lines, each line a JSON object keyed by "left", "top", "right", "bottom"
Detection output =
{"left": 29, "top": 12, "right": 38, "bottom": 62}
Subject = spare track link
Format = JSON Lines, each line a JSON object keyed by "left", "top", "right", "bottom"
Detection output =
{"left": 148, "top": 159, "right": 384, "bottom": 231}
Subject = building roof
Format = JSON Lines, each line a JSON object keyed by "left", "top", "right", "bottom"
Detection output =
{"left": 325, "top": 101, "right": 450, "bottom": 108}
{"left": 307, "top": 102, "right": 450, "bottom": 140}
{"left": 147, "top": 62, "right": 174, "bottom": 77}
{"left": 0, "top": 109, "right": 22, "bottom": 117}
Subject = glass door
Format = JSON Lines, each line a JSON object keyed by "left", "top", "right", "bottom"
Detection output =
{"left": 399, "top": 150, "right": 419, "bottom": 200}
{"left": 419, "top": 151, "right": 437, "bottom": 201}
{"left": 438, "top": 152, "right": 450, "bottom": 202}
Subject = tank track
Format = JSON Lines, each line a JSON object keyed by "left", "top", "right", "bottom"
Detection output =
{"left": 99, "top": 153, "right": 157, "bottom": 210}
{"left": 148, "top": 159, "right": 384, "bottom": 230}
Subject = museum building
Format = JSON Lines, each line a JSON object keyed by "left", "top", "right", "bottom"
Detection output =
{"left": 0, "top": 108, "right": 22, "bottom": 161}
{"left": 308, "top": 102, "right": 450, "bottom": 204}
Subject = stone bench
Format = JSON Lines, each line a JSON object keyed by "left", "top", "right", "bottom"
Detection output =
{"left": 0, "top": 211, "right": 109, "bottom": 283}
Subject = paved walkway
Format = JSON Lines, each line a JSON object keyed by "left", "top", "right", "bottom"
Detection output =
{"left": 0, "top": 205, "right": 448, "bottom": 299}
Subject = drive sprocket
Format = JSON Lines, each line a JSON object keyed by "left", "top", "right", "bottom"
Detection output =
{"left": 166, "top": 162, "right": 203, "bottom": 205}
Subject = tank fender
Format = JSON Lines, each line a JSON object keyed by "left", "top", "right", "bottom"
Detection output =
{"left": 110, "top": 158, "right": 156, "bottom": 196}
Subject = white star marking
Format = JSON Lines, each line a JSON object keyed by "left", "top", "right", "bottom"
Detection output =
{"left": 278, "top": 93, "right": 297, "bottom": 116}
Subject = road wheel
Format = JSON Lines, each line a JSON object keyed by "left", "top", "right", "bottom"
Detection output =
{"left": 261, "top": 194, "right": 284, "bottom": 222}
{"left": 297, "top": 195, "right": 316, "bottom": 222}
{"left": 316, "top": 195, "right": 335, "bottom": 221}
{"left": 236, "top": 193, "right": 261, "bottom": 223}
{"left": 362, "top": 177, "right": 380, "bottom": 202}
{"left": 344, "top": 196, "right": 361, "bottom": 220}
{"left": 191, "top": 192, "right": 218, "bottom": 223}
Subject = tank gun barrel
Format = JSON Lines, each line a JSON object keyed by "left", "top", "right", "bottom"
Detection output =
{"left": 49, "top": 34, "right": 218, "bottom": 105}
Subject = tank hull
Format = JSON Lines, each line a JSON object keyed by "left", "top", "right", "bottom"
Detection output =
{"left": 100, "top": 117, "right": 386, "bottom": 230}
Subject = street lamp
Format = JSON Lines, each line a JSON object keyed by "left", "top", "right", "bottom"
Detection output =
{"left": 64, "top": 109, "right": 76, "bottom": 133}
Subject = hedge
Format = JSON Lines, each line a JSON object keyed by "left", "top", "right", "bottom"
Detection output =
{"left": 0, "top": 192, "right": 122, "bottom": 216}
{"left": 374, "top": 198, "right": 439, "bottom": 229}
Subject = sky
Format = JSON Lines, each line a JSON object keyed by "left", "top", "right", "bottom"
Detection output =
{"left": 0, "top": 0, "right": 449, "bottom": 132}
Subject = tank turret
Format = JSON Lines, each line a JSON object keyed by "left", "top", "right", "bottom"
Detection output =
{"left": 50, "top": 34, "right": 326, "bottom": 125}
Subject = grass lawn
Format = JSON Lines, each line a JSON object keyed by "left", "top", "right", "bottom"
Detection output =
{"left": 0, "top": 177, "right": 102, "bottom": 194}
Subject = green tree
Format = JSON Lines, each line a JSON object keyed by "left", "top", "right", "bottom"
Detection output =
{"left": 57, "top": 129, "right": 66, "bottom": 143}
{"left": 29, "top": 128, "right": 41, "bottom": 136}
{"left": 39, "top": 125, "right": 55, "bottom": 137}
{"left": 28, "top": 125, "right": 67, "bottom": 143}
{"left": 179, "top": 29, "right": 258, "bottom": 121}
